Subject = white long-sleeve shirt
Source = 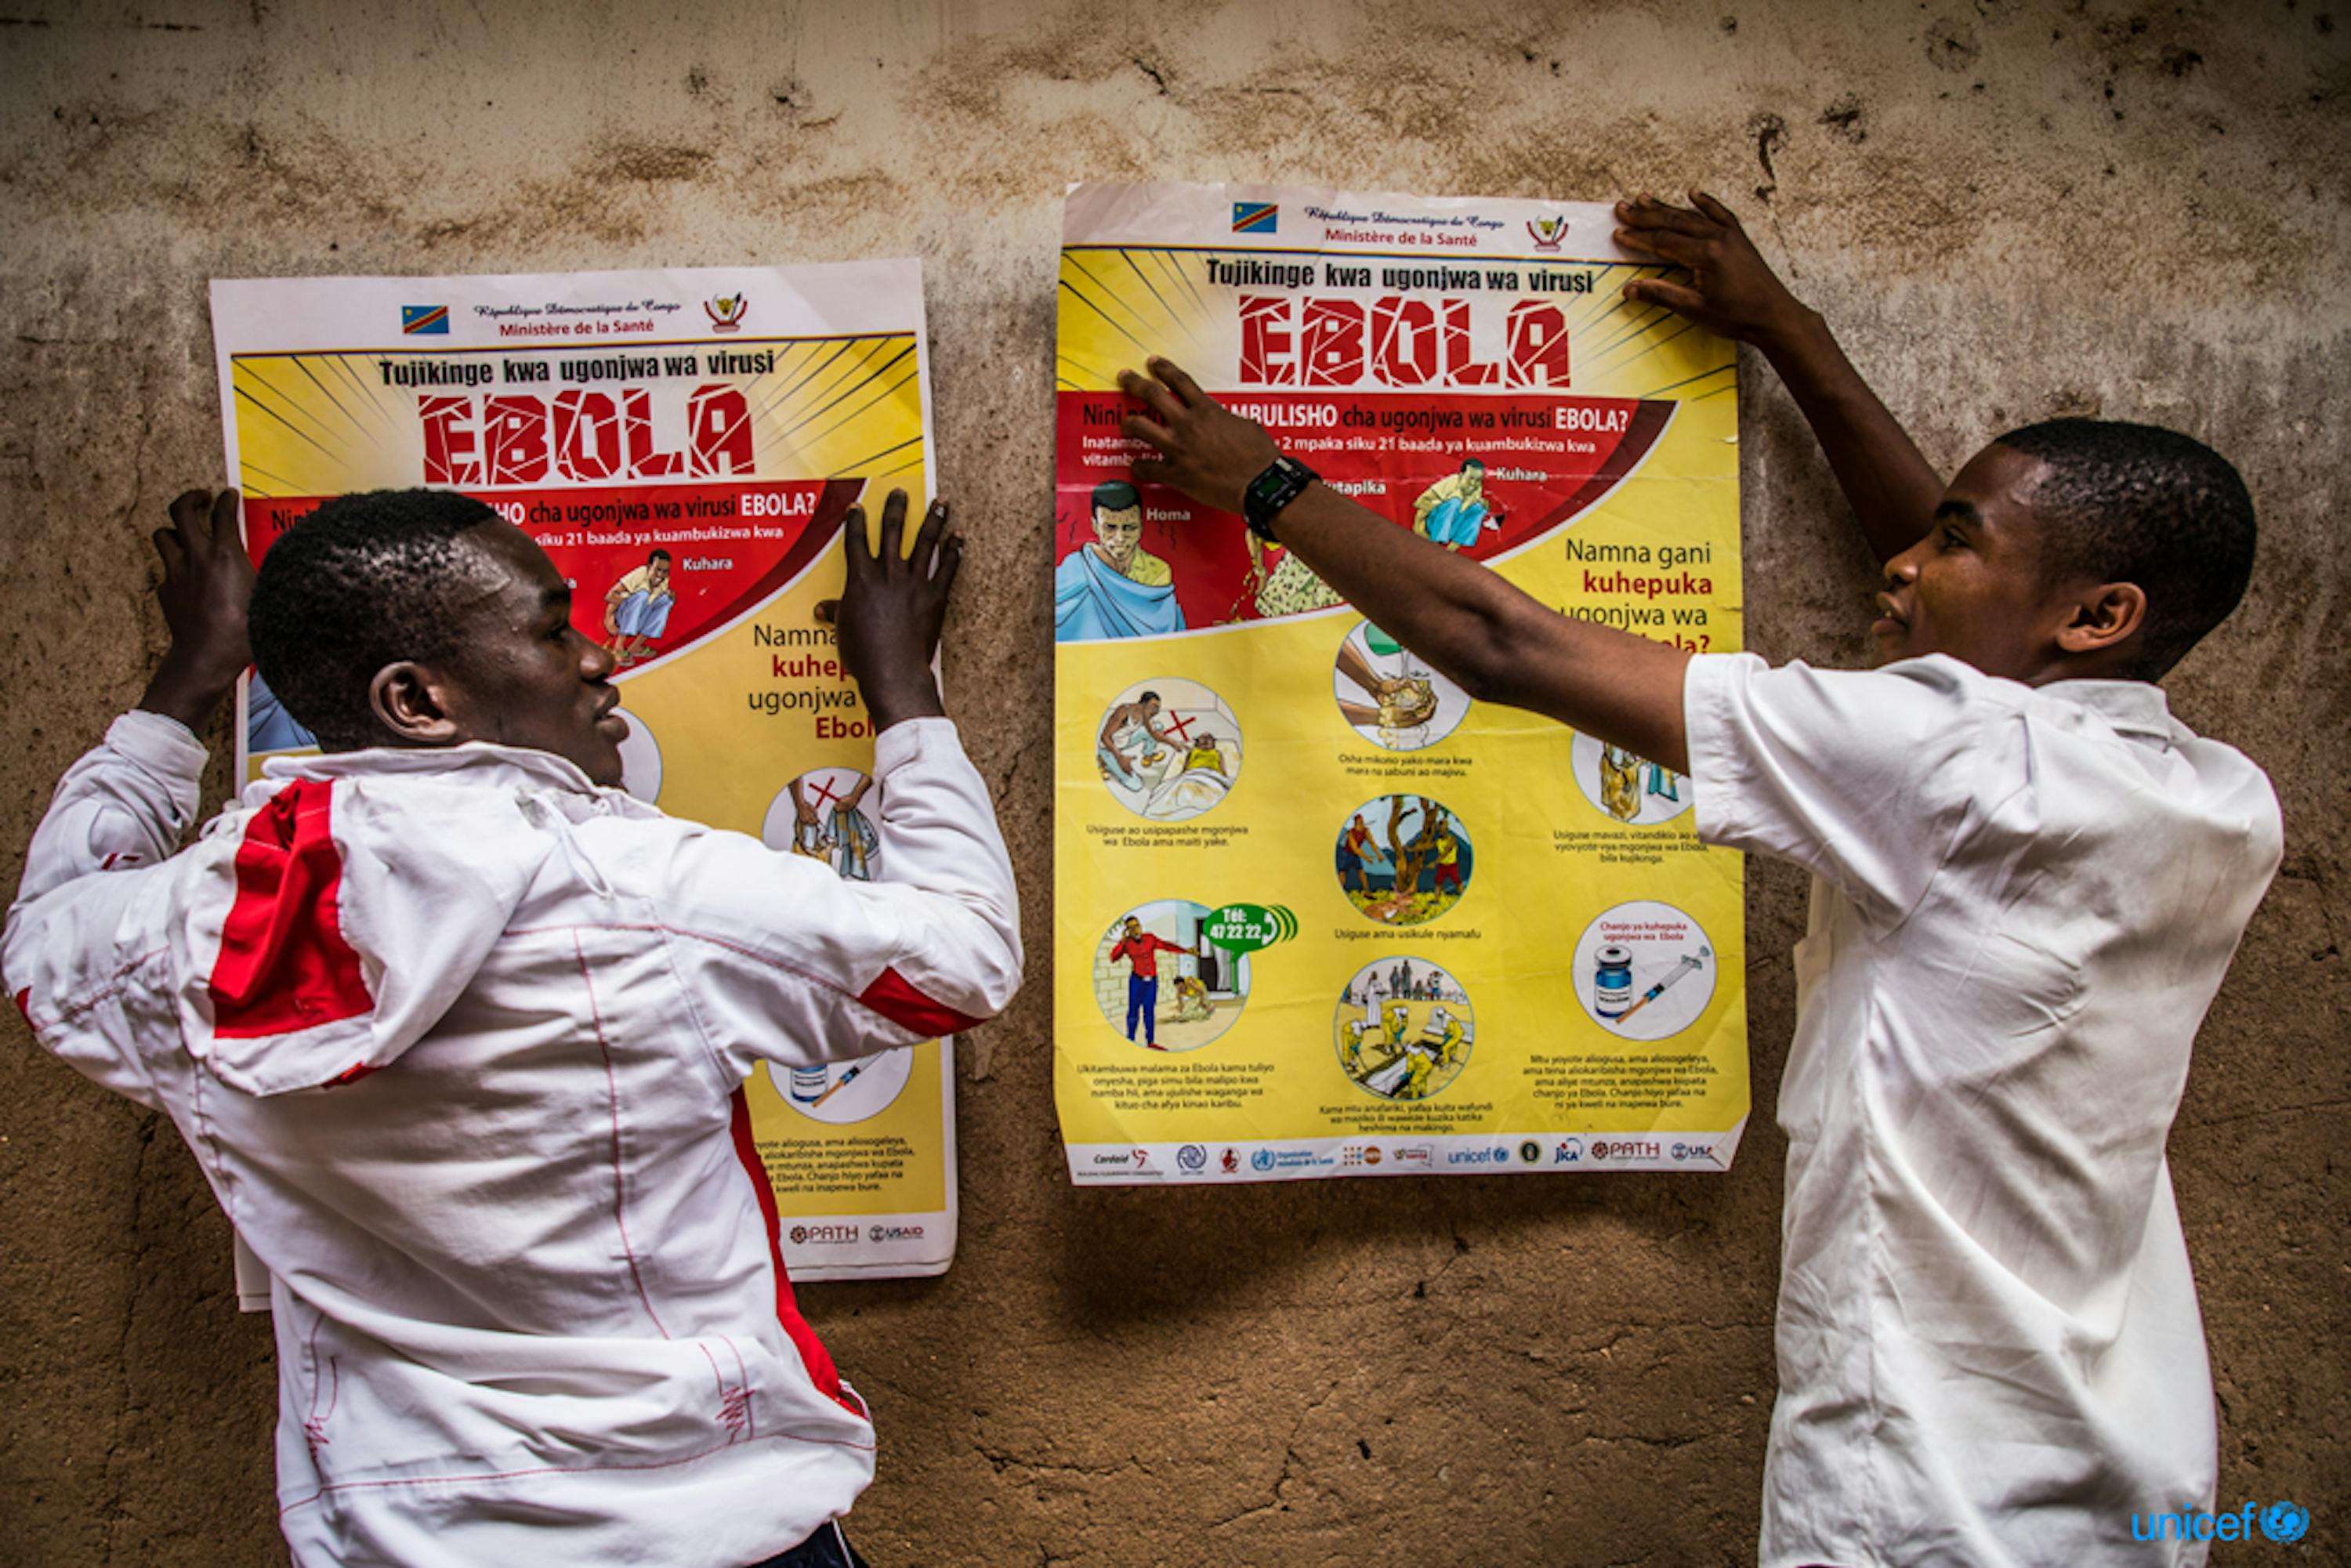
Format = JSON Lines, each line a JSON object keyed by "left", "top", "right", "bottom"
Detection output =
{"left": 1684, "top": 654, "right": 2280, "bottom": 1568}
{"left": 4, "top": 711, "right": 1022, "bottom": 1568}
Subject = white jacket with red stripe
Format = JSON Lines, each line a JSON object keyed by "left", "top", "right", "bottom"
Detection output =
{"left": 3, "top": 710, "right": 1022, "bottom": 1567}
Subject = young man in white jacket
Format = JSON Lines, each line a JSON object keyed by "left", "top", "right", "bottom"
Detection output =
{"left": 4, "top": 485, "right": 1020, "bottom": 1568}
{"left": 1114, "top": 192, "right": 2280, "bottom": 1568}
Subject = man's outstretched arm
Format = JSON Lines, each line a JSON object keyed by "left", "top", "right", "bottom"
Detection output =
{"left": 13, "top": 488, "right": 249, "bottom": 909}
{"left": 1615, "top": 191, "right": 1943, "bottom": 563}
{"left": 1119, "top": 361, "right": 1692, "bottom": 774}
{"left": 5, "top": 487, "right": 252, "bottom": 1105}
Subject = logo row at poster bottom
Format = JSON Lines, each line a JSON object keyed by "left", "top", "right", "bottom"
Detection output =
{"left": 1065, "top": 1126, "right": 1750, "bottom": 1185}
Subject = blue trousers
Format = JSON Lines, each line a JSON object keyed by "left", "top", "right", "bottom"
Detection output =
{"left": 1126, "top": 973, "right": 1160, "bottom": 1043}
{"left": 745, "top": 1519, "right": 868, "bottom": 1567}
{"left": 1424, "top": 495, "right": 1489, "bottom": 547}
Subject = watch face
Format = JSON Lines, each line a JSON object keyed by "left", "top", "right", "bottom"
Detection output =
{"left": 1249, "top": 471, "right": 1288, "bottom": 502}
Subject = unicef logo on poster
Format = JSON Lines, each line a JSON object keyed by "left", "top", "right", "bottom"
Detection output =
{"left": 2261, "top": 1501, "right": 2309, "bottom": 1543}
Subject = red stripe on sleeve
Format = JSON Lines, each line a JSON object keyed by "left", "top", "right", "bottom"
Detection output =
{"left": 209, "top": 780, "right": 374, "bottom": 1040}
{"left": 726, "top": 1088, "right": 863, "bottom": 1418}
{"left": 856, "top": 965, "right": 982, "bottom": 1037}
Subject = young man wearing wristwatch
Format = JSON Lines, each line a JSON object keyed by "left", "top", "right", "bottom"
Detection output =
{"left": 1115, "top": 190, "right": 2279, "bottom": 1568}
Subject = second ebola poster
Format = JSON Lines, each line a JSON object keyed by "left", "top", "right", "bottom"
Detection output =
{"left": 1053, "top": 182, "right": 1748, "bottom": 1184}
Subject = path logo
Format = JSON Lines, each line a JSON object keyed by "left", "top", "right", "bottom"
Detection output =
{"left": 705, "top": 292, "right": 749, "bottom": 332}
{"left": 1232, "top": 201, "right": 1278, "bottom": 234}
{"left": 1527, "top": 215, "right": 1568, "bottom": 252}
{"left": 400, "top": 304, "right": 450, "bottom": 335}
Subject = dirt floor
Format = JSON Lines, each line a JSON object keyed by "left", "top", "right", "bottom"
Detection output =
{"left": 2, "top": 2, "right": 2345, "bottom": 1564}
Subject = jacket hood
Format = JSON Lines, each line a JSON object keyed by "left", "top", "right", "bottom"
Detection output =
{"left": 176, "top": 744, "right": 657, "bottom": 1096}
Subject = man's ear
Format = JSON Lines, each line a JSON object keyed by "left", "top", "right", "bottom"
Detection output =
{"left": 368, "top": 661, "right": 464, "bottom": 746}
{"left": 2055, "top": 581, "right": 2148, "bottom": 657}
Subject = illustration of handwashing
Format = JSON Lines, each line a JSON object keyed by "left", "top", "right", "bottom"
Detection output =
{"left": 1334, "top": 621, "right": 1470, "bottom": 752}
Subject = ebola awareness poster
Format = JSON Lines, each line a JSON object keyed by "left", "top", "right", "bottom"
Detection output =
{"left": 1053, "top": 182, "right": 1747, "bottom": 1184}
{"left": 211, "top": 263, "right": 956, "bottom": 1277}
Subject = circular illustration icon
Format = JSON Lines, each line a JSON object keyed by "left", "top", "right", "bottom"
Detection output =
{"left": 1096, "top": 677, "right": 1242, "bottom": 822}
{"left": 761, "top": 767, "right": 878, "bottom": 881}
{"left": 1335, "top": 795, "right": 1473, "bottom": 927}
{"left": 766, "top": 1047, "right": 914, "bottom": 1125}
{"left": 1334, "top": 620, "right": 1470, "bottom": 751}
{"left": 1570, "top": 732, "right": 1690, "bottom": 827}
{"left": 1333, "top": 958, "right": 1475, "bottom": 1101}
{"left": 613, "top": 706, "right": 662, "bottom": 802}
{"left": 1571, "top": 900, "right": 1716, "bottom": 1041}
{"left": 1092, "top": 899, "right": 1251, "bottom": 1052}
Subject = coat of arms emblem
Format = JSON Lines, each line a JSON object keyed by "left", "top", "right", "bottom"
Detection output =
{"left": 705, "top": 293, "right": 748, "bottom": 331}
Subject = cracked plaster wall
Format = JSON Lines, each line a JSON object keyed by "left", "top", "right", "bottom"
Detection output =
{"left": 0, "top": 2, "right": 2344, "bottom": 1563}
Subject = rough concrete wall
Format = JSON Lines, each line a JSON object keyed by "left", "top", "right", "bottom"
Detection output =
{"left": 2, "top": 2, "right": 2343, "bottom": 1563}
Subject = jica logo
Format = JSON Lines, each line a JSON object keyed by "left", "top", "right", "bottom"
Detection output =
{"left": 2130, "top": 1499, "right": 2309, "bottom": 1544}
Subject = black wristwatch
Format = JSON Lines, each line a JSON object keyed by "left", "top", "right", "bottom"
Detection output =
{"left": 1241, "top": 455, "right": 1318, "bottom": 543}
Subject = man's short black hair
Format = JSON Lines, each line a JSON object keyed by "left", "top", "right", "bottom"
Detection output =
{"left": 247, "top": 488, "right": 504, "bottom": 750}
{"left": 648, "top": 549, "right": 672, "bottom": 564}
{"left": 1995, "top": 418, "right": 2256, "bottom": 679}
{"left": 1137, "top": 690, "right": 1160, "bottom": 705}
{"left": 1092, "top": 481, "right": 1141, "bottom": 515}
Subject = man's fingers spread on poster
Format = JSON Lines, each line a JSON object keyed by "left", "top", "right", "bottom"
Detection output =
{"left": 842, "top": 505, "right": 871, "bottom": 565}
{"left": 1120, "top": 412, "right": 1176, "bottom": 452}
{"left": 1131, "top": 458, "right": 1175, "bottom": 488}
{"left": 935, "top": 531, "right": 964, "bottom": 591}
{"left": 1147, "top": 357, "right": 1208, "bottom": 408}
{"left": 813, "top": 598, "right": 839, "bottom": 625}
{"left": 152, "top": 526, "right": 188, "bottom": 577}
